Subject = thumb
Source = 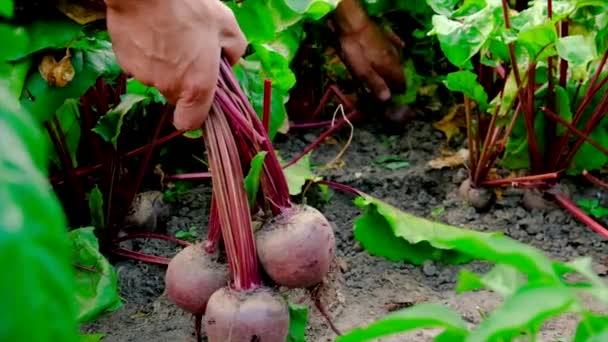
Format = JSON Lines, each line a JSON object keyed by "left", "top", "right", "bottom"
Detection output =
{"left": 172, "top": 83, "right": 215, "bottom": 131}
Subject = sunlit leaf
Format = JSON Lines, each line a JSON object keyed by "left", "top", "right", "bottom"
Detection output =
{"left": 337, "top": 303, "right": 469, "bottom": 342}
{"left": 353, "top": 194, "right": 560, "bottom": 281}
{"left": 282, "top": 153, "right": 321, "bottom": 196}
{"left": 70, "top": 227, "right": 122, "bottom": 323}
{"left": 466, "top": 285, "right": 577, "bottom": 342}
{"left": 556, "top": 35, "right": 597, "bottom": 66}
{"left": 517, "top": 21, "right": 557, "bottom": 60}
{"left": 428, "top": 8, "right": 495, "bottom": 69}
{"left": 456, "top": 264, "right": 527, "bottom": 297}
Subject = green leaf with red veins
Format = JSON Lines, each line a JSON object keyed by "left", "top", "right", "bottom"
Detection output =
{"left": 69, "top": 227, "right": 122, "bottom": 323}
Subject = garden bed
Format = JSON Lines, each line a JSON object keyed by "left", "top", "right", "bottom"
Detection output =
{"left": 83, "top": 115, "right": 608, "bottom": 341}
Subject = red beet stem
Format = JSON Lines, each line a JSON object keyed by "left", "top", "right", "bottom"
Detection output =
{"left": 204, "top": 104, "right": 261, "bottom": 290}
{"left": 263, "top": 79, "right": 271, "bottom": 134}
{"left": 204, "top": 195, "right": 222, "bottom": 254}
{"left": 217, "top": 60, "right": 292, "bottom": 212}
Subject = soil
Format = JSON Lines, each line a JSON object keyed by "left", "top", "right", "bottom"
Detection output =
{"left": 83, "top": 112, "right": 608, "bottom": 341}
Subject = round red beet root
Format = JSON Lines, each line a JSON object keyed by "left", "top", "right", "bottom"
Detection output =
{"left": 255, "top": 204, "right": 336, "bottom": 288}
{"left": 164, "top": 243, "right": 228, "bottom": 314}
{"left": 204, "top": 286, "right": 289, "bottom": 342}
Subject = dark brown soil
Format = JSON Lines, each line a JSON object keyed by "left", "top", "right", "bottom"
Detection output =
{"left": 83, "top": 114, "right": 608, "bottom": 341}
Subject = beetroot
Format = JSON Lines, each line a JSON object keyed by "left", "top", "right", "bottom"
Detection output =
{"left": 204, "top": 286, "right": 289, "bottom": 342}
{"left": 164, "top": 243, "right": 228, "bottom": 315}
{"left": 459, "top": 178, "right": 493, "bottom": 210}
{"left": 256, "top": 204, "right": 335, "bottom": 288}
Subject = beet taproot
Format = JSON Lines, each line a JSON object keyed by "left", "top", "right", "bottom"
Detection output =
{"left": 255, "top": 204, "right": 335, "bottom": 288}
{"left": 204, "top": 286, "right": 289, "bottom": 342}
{"left": 458, "top": 178, "right": 493, "bottom": 210}
{"left": 164, "top": 243, "right": 228, "bottom": 315}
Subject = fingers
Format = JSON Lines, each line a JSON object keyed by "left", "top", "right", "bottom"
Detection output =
{"left": 172, "top": 66, "right": 219, "bottom": 131}
{"left": 218, "top": 2, "right": 248, "bottom": 65}
{"left": 340, "top": 41, "right": 391, "bottom": 101}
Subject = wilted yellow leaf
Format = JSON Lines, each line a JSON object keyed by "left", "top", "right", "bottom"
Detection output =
{"left": 427, "top": 148, "right": 469, "bottom": 169}
{"left": 38, "top": 50, "right": 75, "bottom": 87}
{"left": 57, "top": 0, "right": 106, "bottom": 25}
{"left": 493, "top": 187, "right": 503, "bottom": 201}
{"left": 433, "top": 104, "right": 467, "bottom": 142}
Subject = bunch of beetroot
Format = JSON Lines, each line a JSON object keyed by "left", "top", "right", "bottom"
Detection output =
{"left": 164, "top": 58, "right": 336, "bottom": 341}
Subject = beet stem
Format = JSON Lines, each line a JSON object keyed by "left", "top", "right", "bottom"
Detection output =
{"left": 550, "top": 191, "right": 608, "bottom": 238}
{"left": 204, "top": 104, "right": 261, "bottom": 290}
{"left": 263, "top": 79, "right": 271, "bottom": 133}
{"left": 582, "top": 170, "right": 608, "bottom": 190}
{"left": 111, "top": 247, "right": 171, "bottom": 265}
{"left": 480, "top": 172, "right": 559, "bottom": 187}
{"left": 113, "top": 232, "right": 192, "bottom": 247}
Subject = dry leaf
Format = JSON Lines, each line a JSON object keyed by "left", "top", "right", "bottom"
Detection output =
{"left": 427, "top": 148, "right": 469, "bottom": 169}
{"left": 433, "top": 103, "right": 467, "bottom": 142}
{"left": 493, "top": 187, "right": 503, "bottom": 201}
{"left": 57, "top": 0, "right": 106, "bottom": 25}
{"left": 38, "top": 51, "right": 75, "bottom": 87}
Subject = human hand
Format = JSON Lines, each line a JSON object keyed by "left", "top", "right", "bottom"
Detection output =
{"left": 105, "top": 0, "right": 247, "bottom": 130}
{"left": 331, "top": 0, "right": 405, "bottom": 102}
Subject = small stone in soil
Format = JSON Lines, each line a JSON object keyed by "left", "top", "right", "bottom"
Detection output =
{"left": 422, "top": 260, "right": 437, "bottom": 277}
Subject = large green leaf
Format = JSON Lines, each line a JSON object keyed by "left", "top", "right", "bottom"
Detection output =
{"left": 516, "top": 21, "right": 558, "bottom": 60}
{"left": 466, "top": 285, "right": 577, "bottom": 342}
{"left": 0, "top": 83, "right": 78, "bottom": 341}
{"left": 5, "top": 15, "right": 84, "bottom": 61}
{"left": 352, "top": 194, "right": 559, "bottom": 281}
{"left": 233, "top": 57, "right": 289, "bottom": 139}
{"left": 0, "top": 23, "right": 29, "bottom": 61}
{"left": 456, "top": 264, "right": 527, "bottom": 297}
{"left": 556, "top": 35, "right": 598, "bottom": 67}
{"left": 337, "top": 303, "right": 469, "bottom": 342}
{"left": 69, "top": 227, "right": 122, "bottom": 323}
{"left": 20, "top": 36, "right": 121, "bottom": 124}
{"left": 445, "top": 70, "right": 489, "bottom": 111}
{"left": 92, "top": 94, "right": 147, "bottom": 149}
{"left": 568, "top": 117, "right": 608, "bottom": 174}
{"left": 46, "top": 99, "right": 82, "bottom": 168}
{"left": 428, "top": 2, "right": 497, "bottom": 69}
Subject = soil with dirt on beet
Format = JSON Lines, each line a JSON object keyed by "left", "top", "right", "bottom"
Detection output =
{"left": 82, "top": 111, "right": 608, "bottom": 341}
